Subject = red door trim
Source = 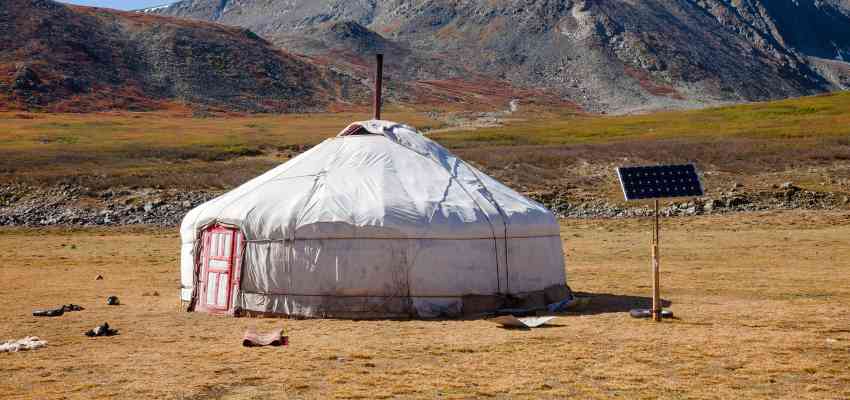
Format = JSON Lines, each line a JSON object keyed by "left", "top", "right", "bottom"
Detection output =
{"left": 198, "top": 225, "right": 240, "bottom": 315}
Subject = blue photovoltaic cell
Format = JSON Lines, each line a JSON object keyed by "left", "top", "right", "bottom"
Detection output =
{"left": 617, "top": 164, "right": 704, "bottom": 201}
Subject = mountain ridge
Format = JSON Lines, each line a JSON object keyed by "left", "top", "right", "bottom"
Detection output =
{"left": 3, "top": 0, "right": 850, "bottom": 113}
{"left": 153, "top": 0, "right": 850, "bottom": 113}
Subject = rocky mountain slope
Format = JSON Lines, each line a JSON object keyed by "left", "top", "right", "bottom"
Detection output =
{"left": 0, "top": 0, "right": 365, "bottom": 112}
{"left": 154, "top": 0, "right": 850, "bottom": 113}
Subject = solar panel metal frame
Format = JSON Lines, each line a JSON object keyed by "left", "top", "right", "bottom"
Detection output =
{"left": 617, "top": 164, "right": 704, "bottom": 201}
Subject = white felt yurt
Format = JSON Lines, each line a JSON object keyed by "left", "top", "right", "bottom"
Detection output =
{"left": 180, "top": 120, "right": 569, "bottom": 318}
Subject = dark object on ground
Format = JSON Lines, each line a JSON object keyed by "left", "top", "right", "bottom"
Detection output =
{"left": 95, "top": 275, "right": 104, "bottom": 280}
{"left": 85, "top": 322, "right": 119, "bottom": 337}
{"left": 547, "top": 296, "right": 580, "bottom": 313}
{"left": 32, "top": 308, "right": 64, "bottom": 317}
{"left": 106, "top": 296, "right": 120, "bottom": 305}
{"left": 630, "top": 309, "right": 674, "bottom": 319}
{"left": 242, "top": 327, "right": 288, "bottom": 347}
{"left": 495, "top": 308, "right": 539, "bottom": 317}
{"left": 32, "top": 304, "right": 84, "bottom": 317}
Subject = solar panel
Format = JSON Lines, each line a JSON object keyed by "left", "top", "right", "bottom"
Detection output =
{"left": 617, "top": 164, "right": 704, "bottom": 201}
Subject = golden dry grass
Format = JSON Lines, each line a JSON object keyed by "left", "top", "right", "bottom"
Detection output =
{"left": 3, "top": 92, "right": 849, "bottom": 193}
{"left": 432, "top": 91, "right": 850, "bottom": 147}
{"left": 2, "top": 211, "right": 849, "bottom": 399}
{"left": 0, "top": 108, "right": 445, "bottom": 189}
{"left": 0, "top": 108, "right": 443, "bottom": 154}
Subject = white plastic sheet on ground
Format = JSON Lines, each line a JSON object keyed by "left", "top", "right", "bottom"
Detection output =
{"left": 490, "top": 316, "right": 556, "bottom": 328}
{"left": 1, "top": 337, "right": 47, "bottom": 352}
{"left": 181, "top": 120, "right": 568, "bottom": 318}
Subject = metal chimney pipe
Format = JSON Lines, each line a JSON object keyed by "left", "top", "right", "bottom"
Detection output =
{"left": 374, "top": 54, "right": 383, "bottom": 120}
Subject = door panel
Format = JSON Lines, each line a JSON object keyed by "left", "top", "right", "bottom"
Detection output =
{"left": 216, "top": 273, "right": 230, "bottom": 306}
{"left": 205, "top": 274, "right": 217, "bottom": 305}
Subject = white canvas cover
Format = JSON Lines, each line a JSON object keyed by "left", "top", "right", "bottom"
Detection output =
{"left": 180, "top": 120, "right": 568, "bottom": 318}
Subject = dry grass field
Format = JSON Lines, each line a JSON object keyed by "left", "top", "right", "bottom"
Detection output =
{"left": 2, "top": 92, "right": 850, "bottom": 398}
{"left": 432, "top": 91, "right": 850, "bottom": 147}
{"left": 0, "top": 108, "right": 445, "bottom": 189}
{"left": 2, "top": 211, "right": 849, "bottom": 399}
{"left": 2, "top": 92, "right": 849, "bottom": 197}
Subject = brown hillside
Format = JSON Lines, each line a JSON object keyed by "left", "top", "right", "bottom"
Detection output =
{"left": 0, "top": 0, "right": 365, "bottom": 112}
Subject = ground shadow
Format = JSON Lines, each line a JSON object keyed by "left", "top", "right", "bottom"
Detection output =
{"left": 571, "top": 292, "right": 672, "bottom": 316}
{"left": 494, "top": 322, "right": 571, "bottom": 331}
{"left": 491, "top": 292, "right": 673, "bottom": 329}
{"left": 327, "top": 293, "right": 672, "bottom": 322}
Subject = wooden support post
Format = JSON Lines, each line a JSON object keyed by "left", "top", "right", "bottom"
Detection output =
{"left": 652, "top": 199, "right": 661, "bottom": 322}
{"left": 374, "top": 54, "right": 384, "bottom": 120}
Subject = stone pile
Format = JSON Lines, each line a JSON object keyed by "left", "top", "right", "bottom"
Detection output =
{"left": 2, "top": 182, "right": 848, "bottom": 227}
{"left": 0, "top": 184, "right": 218, "bottom": 227}
{"left": 530, "top": 183, "right": 850, "bottom": 219}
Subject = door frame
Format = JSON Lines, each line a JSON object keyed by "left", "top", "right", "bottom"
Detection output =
{"left": 197, "top": 224, "right": 243, "bottom": 315}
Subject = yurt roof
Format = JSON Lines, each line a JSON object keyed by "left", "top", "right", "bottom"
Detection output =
{"left": 180, "top": 120, "right": 558, "bottom": 243}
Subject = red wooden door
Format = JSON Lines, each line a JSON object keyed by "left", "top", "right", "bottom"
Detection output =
{"left": 199, "top": 226, "right": 239, "bottom": 314}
